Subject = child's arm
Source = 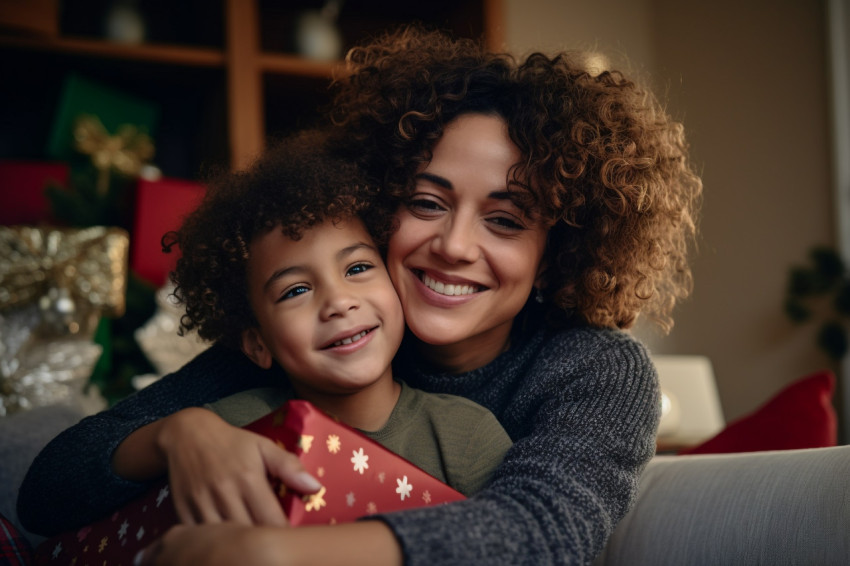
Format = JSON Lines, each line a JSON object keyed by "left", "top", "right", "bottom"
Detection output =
{"left": 112, "top": 406, "right": 321, "bottom": 525}
{"left": 138, "top": 521, "right": 403, "bottom": 566}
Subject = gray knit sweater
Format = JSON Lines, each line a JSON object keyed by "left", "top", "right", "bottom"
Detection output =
{"left": 18, "top": 307, "right": 659, "bottom": 566}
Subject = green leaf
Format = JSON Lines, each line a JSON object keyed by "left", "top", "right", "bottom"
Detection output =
{"left": 784, "top": 297, "right": 811, "bottom": 323}
{"left": 817, "top": 320, "right": 848, "bottom": 360}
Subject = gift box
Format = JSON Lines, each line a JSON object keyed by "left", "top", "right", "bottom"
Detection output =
{"left": 131, "top": 176, "right": 206, "bottom": 287}
{"left": 33, "top": 400, "right": 465, "bottom": 566}
{"left": 46, "top": 74, "right": 160, "bottom": 163}
{"left": 0, "top": 160, "right": 69, "bottom": 225}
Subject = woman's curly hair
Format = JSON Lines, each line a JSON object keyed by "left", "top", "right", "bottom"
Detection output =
{"left": 163, "top": 129, "right": 397, "bottom": 349}
{"left": 328, "top": 25, "right": 702, "bottom": 332}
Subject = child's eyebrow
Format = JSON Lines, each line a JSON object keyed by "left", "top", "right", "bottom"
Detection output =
{"left": 337, "top": 241, "right": 379, "bottom": 260}
{"left": 263, "top": 241, "right": 379, "bottom": 291}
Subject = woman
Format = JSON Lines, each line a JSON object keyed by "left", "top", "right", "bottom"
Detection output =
{"left": 18, "top": 26, "right": 701, "bottom": 565}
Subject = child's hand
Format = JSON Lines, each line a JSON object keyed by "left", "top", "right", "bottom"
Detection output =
{"left": 156, "top": 408, "right": 322, "bottom": 526}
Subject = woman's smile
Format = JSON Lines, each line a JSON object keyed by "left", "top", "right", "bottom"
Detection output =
{"left": 387, "top": 113, "right": 548, "bottom": 370}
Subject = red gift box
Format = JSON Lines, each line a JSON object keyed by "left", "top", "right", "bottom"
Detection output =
{"left": 0, "top": 160, "right": 68, "bottom": 225}
{"left": 131, "top": 176, "right": 206, "bottom": 287}
{"left": 34, "top": 400, "right": 465, "bottom": 566}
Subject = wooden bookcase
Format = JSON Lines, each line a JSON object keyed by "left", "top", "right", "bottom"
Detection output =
{"left": 0, "top": 0, "right": 503, "bottom": 176}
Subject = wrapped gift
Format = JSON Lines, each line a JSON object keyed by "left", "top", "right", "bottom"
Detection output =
{"left": 34, "top": 400, "right": 465, "bottom": 566}
{"left": 0, "top": 226, "right": 129, "bottom": 416}
{"left": 46, "top": 74, "right": 159, "bottom": 163}
{"left": 131, "top": 176, "right": 206, "bottom": 287}
{"left": 0, "top": 160, "right": 69, "bottom": 225}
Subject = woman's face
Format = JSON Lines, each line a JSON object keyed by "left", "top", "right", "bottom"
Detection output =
{"left": 387, "top": 113, "right": 548, "bottom": 372}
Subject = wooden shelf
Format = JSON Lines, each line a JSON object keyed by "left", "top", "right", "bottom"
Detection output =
{"left": 0, "top": 34, "right": 226, "bottom": 67}
{"left": 0, "top": 0, "right": 501, "bottom": 175}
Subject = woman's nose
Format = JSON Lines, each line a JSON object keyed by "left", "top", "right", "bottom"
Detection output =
{"left": 430, "top": 217, "right": 479, "bottom": 264}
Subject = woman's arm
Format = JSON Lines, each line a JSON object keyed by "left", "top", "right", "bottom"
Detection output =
{"left": 138, "top": 521, "right": 403, "bottom": 566}
{"left": 16, "top": 343, "right": 281, "bottom": 535}
{"left": 385, "top": 329, "right": 660, "bottom": 566}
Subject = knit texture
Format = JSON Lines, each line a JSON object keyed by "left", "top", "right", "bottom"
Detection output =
{"left": 18, "top": 307, "right": 659, "bottom": 565}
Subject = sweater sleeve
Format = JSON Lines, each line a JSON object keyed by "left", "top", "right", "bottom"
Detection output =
{"left": 373, "top": 332, "right": 660, "bottom": 566}
{"left": 16, "top": 343, "right": 277, "bottom": 536}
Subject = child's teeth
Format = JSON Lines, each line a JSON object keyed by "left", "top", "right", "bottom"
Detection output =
{"left": 335, "top": 330, "right": 367, "bottom": 346}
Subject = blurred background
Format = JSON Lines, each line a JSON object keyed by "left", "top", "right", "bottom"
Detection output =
{"left": 0, "top": 0, "right": 845, "bottom": 441}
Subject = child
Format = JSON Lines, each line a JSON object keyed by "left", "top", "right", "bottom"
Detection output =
{"left": 161, "top": 128, "right": 512, "bottom": 509}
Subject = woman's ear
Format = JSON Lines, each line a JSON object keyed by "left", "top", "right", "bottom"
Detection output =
{"left": 241, "top": 327, "right": 273, "bottom": 369}
{"left": 534, "top": 259, "right": 547, "bottom": 289}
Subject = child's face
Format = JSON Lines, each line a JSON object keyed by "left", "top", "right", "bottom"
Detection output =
{"left": 242, "top": 218, "right": 404, "bottom": 399}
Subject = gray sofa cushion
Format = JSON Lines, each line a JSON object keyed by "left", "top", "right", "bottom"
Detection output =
{"left": 0, "top": 404, "right": 85, "bottom": 545}
{"left": 596, "top": 446, "right": 850, "bottom": 565}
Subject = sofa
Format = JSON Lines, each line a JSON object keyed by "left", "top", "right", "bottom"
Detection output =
{"left": 3, "top": 393, "right": 849, "bottom": 564}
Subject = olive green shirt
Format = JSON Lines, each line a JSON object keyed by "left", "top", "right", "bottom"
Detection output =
{"left": 206, "top": 380, "right": 512, "bottom": 496}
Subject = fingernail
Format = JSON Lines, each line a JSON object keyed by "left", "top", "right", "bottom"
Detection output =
{"left": 297, "top": 471, "right": 322, "bottom": 491}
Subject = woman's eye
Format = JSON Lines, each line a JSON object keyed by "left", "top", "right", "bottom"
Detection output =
{"left": 488, "top": 215, "right": 525, "bottom": 232}
{"left": 407, "top": 198, "right": 446, "bottom": 215}
{"left": 347, "top": 263, "right": 373, "bottom": 276}
{"left": 279, "top": 285, "right": 310, "bottom": 301}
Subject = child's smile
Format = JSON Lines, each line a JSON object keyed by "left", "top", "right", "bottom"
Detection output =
{"left": 242, "top": 218, "right": 405, "bottom": 423}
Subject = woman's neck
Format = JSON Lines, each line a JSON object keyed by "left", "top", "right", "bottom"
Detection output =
{"left": 415, "top": 328, "right": 511, "bottom": 374}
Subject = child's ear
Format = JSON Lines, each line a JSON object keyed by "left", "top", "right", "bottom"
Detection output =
{"left": 241, "top": 328, "right": 273, "bottom": 369}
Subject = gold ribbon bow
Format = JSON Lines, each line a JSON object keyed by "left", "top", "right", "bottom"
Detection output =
{"left": 0, "top": 226, "right": 129, "bottom": 336}
{"left": 73, "top": 114, "right": 155, "bottom": 195}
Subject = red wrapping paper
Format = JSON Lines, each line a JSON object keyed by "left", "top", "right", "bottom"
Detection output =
{"left": 34, "top": 400, "right": 465, "bottom": 565}
{"left": 131, "top": 176, "right": 206, "bottom": 287}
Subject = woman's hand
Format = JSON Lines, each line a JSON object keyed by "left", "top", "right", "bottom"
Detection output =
{"left": 135, "top": 524, "right": 284, "bottom": 566}
{"left": 113, "top": 407, "right": 321, "bottom": 526}
{"left": 135, "top": 521, "right": 403, "bottom": 566}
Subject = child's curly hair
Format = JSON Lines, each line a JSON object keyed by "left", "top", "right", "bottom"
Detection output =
{"left": 328, "top": 25, "right": 702, "bottom": 332}
{"left": 163, "top": 129, "right": 397, "bottom": 349}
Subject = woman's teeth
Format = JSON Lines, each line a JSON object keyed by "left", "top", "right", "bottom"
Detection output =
{"left": 421, "top": 273, "right": 478, "bottom": 296}
{"left": 333, "top": 330, "right": 368, "bottom": 347}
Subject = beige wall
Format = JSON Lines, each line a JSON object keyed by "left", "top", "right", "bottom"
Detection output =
{"left": 502, "top": 0, "right": 837, "bottom": 424}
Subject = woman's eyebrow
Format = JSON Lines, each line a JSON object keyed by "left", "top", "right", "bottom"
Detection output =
{"left": 415, "top": 172, "right": 520, "bottom": 203}
{"left": 415, "top": 172, "right": 452, "bottom": 190}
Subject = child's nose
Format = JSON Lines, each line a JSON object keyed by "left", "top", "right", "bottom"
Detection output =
{"left": 319, "top": 287, "right": 360, "bottom": 320}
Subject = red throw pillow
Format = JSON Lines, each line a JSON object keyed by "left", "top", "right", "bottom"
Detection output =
{"left": 678, "top": 369, "right": 837, "bottom": 455}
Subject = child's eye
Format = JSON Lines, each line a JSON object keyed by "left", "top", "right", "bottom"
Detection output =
{"left": 347, "top": 263, "right": 373, "bottom": 276}
{"left": 279, "top": 285, "right": 310, "bottom": 302}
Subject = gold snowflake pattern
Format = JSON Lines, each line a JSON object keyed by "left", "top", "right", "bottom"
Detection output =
{"left": 377, "top": 471, "right": 386, "bottom": 484}
{"left": 366, "top": 501, "right": 378, "bottom": 514}
{"left": 304, "top": 486, "right": 327, "bottom": 512}
{"left": 422, "top": 490, "right": 432, "bottom": 504}
{"left": 98, "top": 537, "right": 108, "bottom": 553}
{"left": 317, "top": 467, "right": 325, "bottom": 478}
{"left": 299, "top": 434, "right": 314, "bottom": 453}
{"left": 326, "top": 434, "right": 341, "bottom": 454}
